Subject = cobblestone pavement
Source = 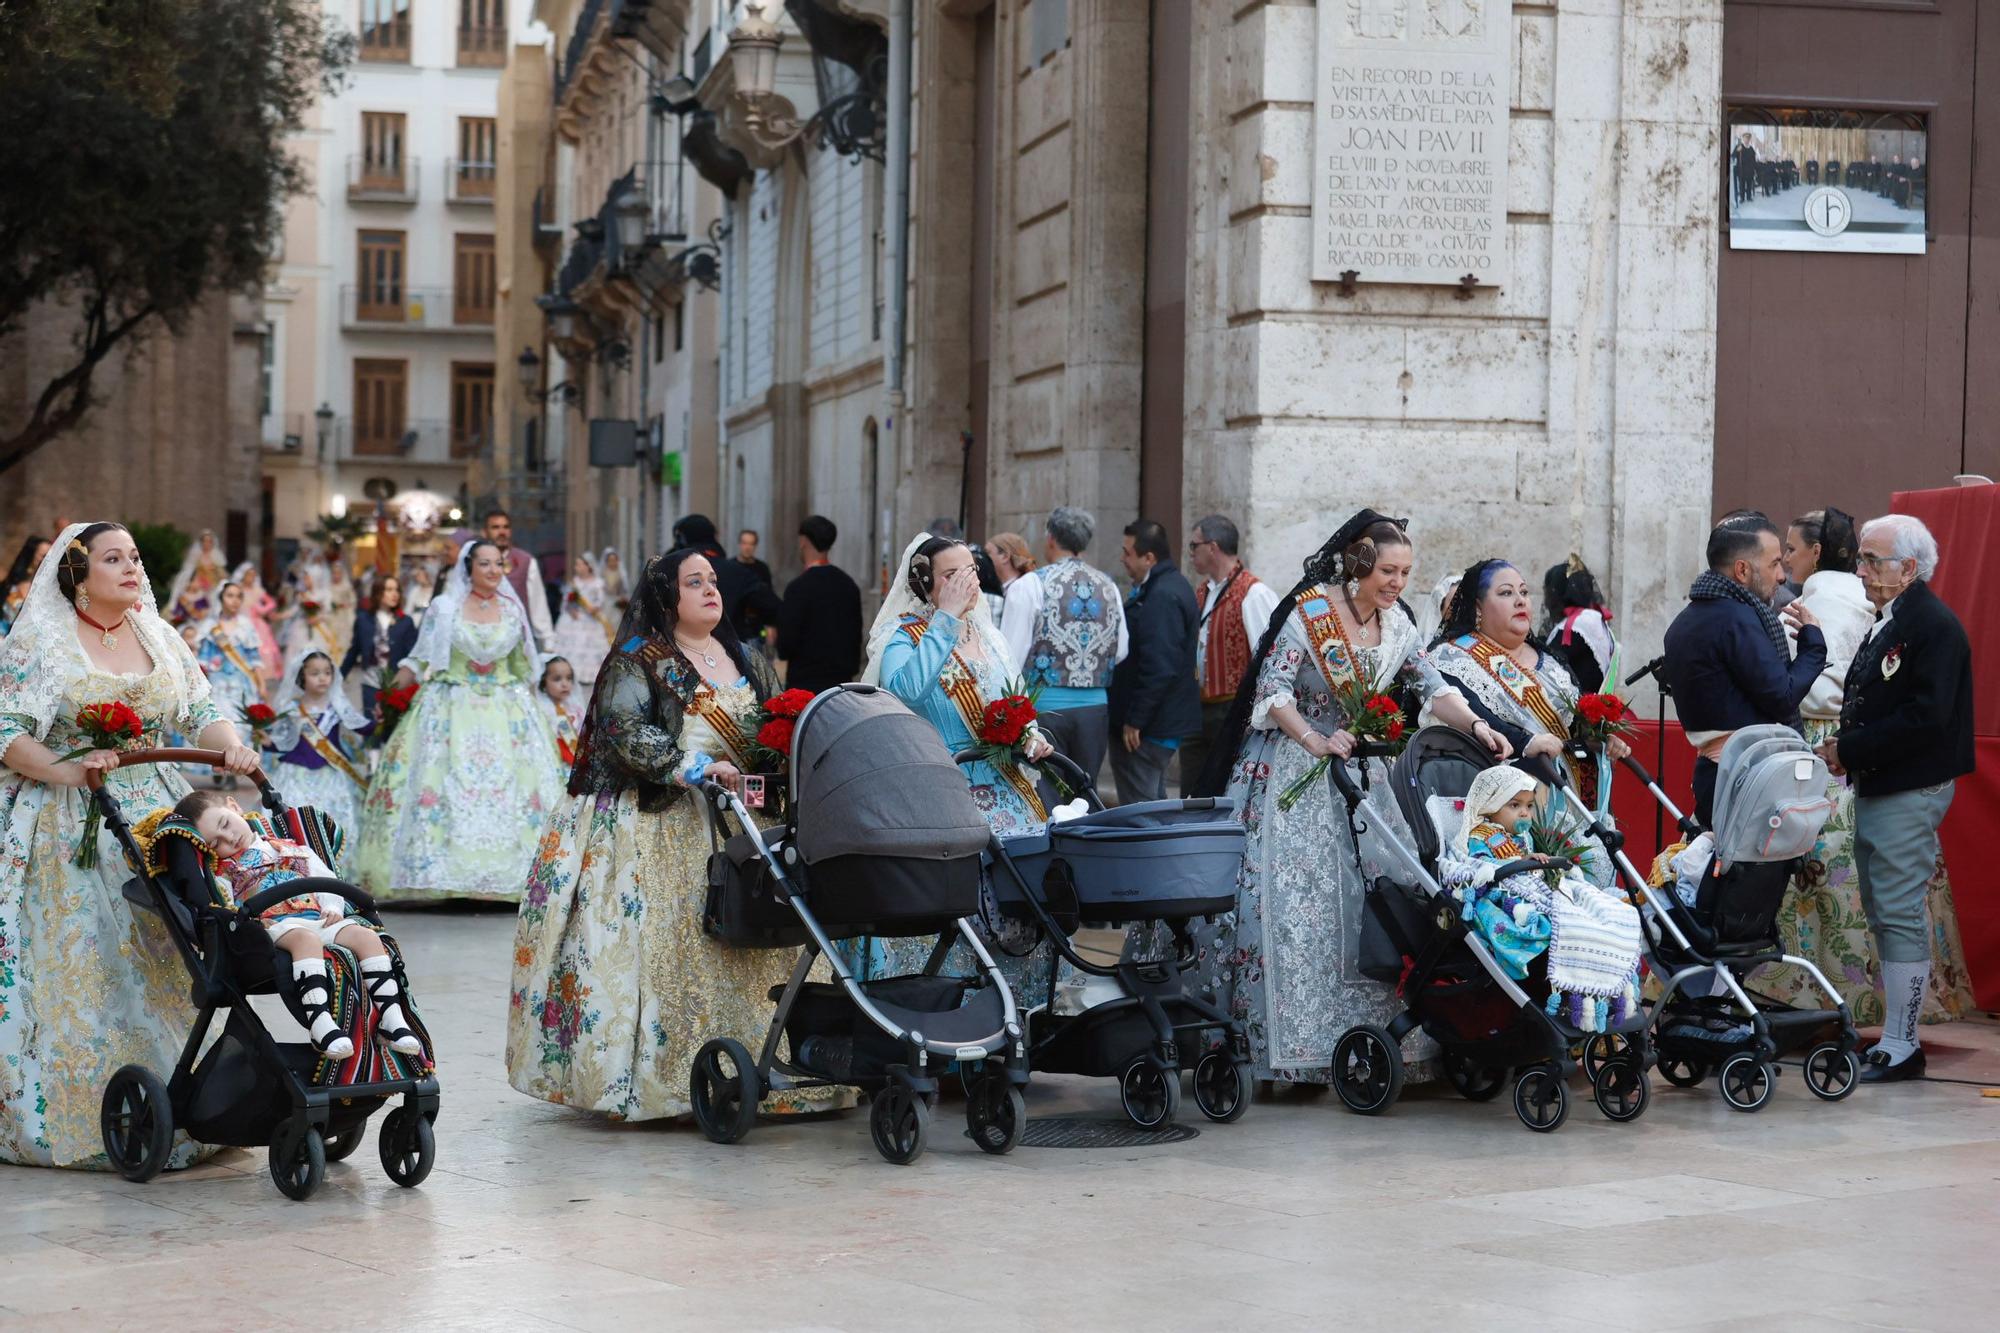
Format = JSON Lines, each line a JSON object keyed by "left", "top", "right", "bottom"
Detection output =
{"left": 5, "top": 909, "right": 1998, "bottom": 1331}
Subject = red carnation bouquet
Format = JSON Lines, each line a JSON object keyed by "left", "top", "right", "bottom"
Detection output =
{"left": 972, "top": 678, "right": 1049, "bottom": 776}
{"left": 1571, "top": 692, "right": 1638, "bottom": 750}
{"left": 1278, "top": 683, "right": 1408, "bottom": 813}
{"left": 61, "top": 701, "right": 146, "bottom": 868}
{"left": 374, "top": 682, "right": 420, "bottom": 747}
{"left": 240, "top": 701, "right": 279, "bottom": 745}
{"left": 740, "top": 687, "right": 815, "bottom": 772}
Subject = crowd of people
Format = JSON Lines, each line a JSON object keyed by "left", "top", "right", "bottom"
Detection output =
{"left": 0, "top": 493, "right": 1979, "bottom": 1167}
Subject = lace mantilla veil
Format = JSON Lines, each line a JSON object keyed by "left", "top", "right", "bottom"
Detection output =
{"left": 861, "top": 533, "right": 1013, "bottom": 686}
{"left": 0, "top": 521, "right": 207, "bottom": 743}
{"left": 406, "top": 541, "right": 539, "bottom": 678}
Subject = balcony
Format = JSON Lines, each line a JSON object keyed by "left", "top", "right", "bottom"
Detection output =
{"left": 555, "top": 0, "right": 685, "bottom": 140}
{"left": 341, "top": 285, "right": 495, "bottom": 332}
{"left": 347, "top": 154, "right": 419, "bottom": 204}
{"left": 358, "top": 13, "right": 412, "bottom": 64}
{"left": 533, "top": 186, "right": 563, "bottom": 256}
{"left": 446, "top": 158, "right": 497, "bottom": 205}
{"left": 342, "top": 417, "right": 450, "bottom": 461}
{"left": 457, "top": 23, "right": 508, "bottom": 68}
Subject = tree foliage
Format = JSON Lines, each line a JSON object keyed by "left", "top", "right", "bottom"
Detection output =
{"left": 0, "top": 0, "right": 352, "bottom": 475}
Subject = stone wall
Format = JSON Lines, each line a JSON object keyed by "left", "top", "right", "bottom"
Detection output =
{"left": 1186, "top": 0, "right": 1723, "bottom": 665}
{"left": 2, "top": 291, "right": 262, "bottom": 556}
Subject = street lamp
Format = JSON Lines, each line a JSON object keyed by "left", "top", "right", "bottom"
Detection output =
{"left": 724, "top": 2, "right": 886, "bottom": 164}
{"left": 612, "top": 186, "right": 648, "bottom": 258}
{"left": 517, "top": 344, "right": 579, "bottom": 405}
{"left": 314, "top": 402, "right": 335, "bottom": 459}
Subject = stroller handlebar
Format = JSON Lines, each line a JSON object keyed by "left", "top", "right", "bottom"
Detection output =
{"left": 83, "top": 748, "right": 273, "bottom": 795}
{"left": 952, "top": 746, "right": 1105, "bottom": 812}
{"left": 236, "top": 876, "right": 377, "bottom": 919}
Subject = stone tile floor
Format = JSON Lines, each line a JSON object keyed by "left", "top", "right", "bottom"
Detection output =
{"left": 6, "top": 909, "right": 1999, "bottom": 1331}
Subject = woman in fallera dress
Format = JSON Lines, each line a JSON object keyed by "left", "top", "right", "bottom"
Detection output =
{"left": 354, "top": 539, "right": 563, "bottom": 903}
{"left": 550, "top": 552, "right": 615, "bottom": 687}
{"left": 1193, "top": 510, "right": 1510, "bottom": 1087}
{"left": 196, "top": 581, "right": 267, "bottom": 720}
{"left": 506, "top": 549, "right": 847, "bottom": 1119}
{"left": 0, "top": 523, "right": 260, "bottom": 1168}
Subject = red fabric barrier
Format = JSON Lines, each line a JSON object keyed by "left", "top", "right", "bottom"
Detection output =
{"left": 1937, "top": 739, "right": 2000, "bottom": 1010}
{"left": 1894, "top": 484, "right": 2000, "bottom": 735}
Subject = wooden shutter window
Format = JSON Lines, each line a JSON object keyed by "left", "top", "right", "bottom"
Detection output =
{"left": 360, "top": 0, "right": 412, "bottom": 63}
{"left": 361, "top": 112, "right": 407, "bottom": 192}
{"left": 457, "top": 117, "right": 497, "bottom": 198}
{"left": 454, "top": 234, "right": 496, "bottom": 325}
{"left": 451, "top": 362, "right": 496, "bottom": 458}
{"left": 357, "top": 231, "right": 407, "bottom": 322}
{"left": 353, "top": 359, "right": 409, "bottom": 456}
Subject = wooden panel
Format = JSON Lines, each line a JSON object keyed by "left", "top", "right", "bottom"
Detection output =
{"left": 450, "top": 362, "right": 495, "bottom": 459}
{"left": 1715, "top": 0, "right": 1976, "bottom": 524}
{"left": 453, "top": 233, "right": 496, "bottom": 325}
{"left": 353, "top": 359, "right": 407, "bottom": 456}
{"left": 356, "top": 229, "right": 406, "bottom": 321}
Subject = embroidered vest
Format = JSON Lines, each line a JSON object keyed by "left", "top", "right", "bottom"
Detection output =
{"left": 1025, "top": 557, "right": 1121, "bottom": 691}
{"left": 1198, "top": 569, "right": 1260, "bottom": 704}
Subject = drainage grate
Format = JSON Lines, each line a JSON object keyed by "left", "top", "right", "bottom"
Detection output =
{"left": 999, "top": 1117, "right": 1201, "bottom": 1149}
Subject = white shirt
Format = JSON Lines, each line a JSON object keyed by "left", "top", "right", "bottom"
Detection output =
{"left": 1788, "top": 569, "right": 1875, "bottom": 720}
{"left": 1195, "top": 570, "right": 1280, "bottom": 681}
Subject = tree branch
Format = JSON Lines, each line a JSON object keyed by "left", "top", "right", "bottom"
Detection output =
{"left": 0, "top": 296, "right": 158, "bottom": 478}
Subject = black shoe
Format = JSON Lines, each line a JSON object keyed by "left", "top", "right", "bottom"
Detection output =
{"left": 1859, "top": 1046, "right": 1927, "bottom": 1084}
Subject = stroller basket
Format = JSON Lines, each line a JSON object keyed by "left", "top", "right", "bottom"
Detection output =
{"left": 783, "top": 975, "right": 982, "bottom": 1080}
{"left": 706, "top": 828, "right": 982, "bottom": 946}
{"left": 994, "top": 798, "right": 1242, "bottom": 924}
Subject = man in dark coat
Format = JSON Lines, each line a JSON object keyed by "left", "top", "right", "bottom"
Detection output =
{"left": 1821, "top": 514, "right": 1975, "bottom": 1083}
{"left": 1107, "top": 519, "right": 1201, "bottom": 805}
{"left": 672, "top": 513, "right": 780, "bottom": 644}
{"left": 774, "top": 515, "right": 863, "bottom": 695}
{"left": 1662, "top": 512, "right": 1827, "bottom": 825}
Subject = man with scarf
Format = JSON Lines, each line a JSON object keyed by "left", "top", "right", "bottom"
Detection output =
{"left": 1662, "top": 511, "right": 1827, "bottom": 825}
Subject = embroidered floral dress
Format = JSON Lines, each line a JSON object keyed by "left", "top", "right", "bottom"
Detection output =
{"left": 354, "top": 615, "right": 563, "bottom": 902}
{"left": 197, "top": 615, "right": 265, "bottom": 720}
{"left": 871, "top": 609, "right": 1055, "bottom": 1000}
{"left": 1, "top": 639, "right": 221, "bottom": 1167}
{"left": 550, "top": 574, "right": 615, "bottom": 687}
{"left": 1204, "top": 595, "right": 1454, "bottom": 1083}
{"left": 506, "top": 648, "right": 847, "bottom": 1119}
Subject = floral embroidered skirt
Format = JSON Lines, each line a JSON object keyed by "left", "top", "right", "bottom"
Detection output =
{"left": 1759, "top": 719, "right": 1975, "bottom": 1024}
{"left": 505, "top": 789, "right": 851, "bottom": 1120}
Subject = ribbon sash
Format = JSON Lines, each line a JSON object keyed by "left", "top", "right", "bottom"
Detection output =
{"left": 689, "top": 686, "right": 758, "bottom": 770}
{"left": 217, "top": 634, "right": 261, "bottom": 686}
{"left": 298, "top": 706, "right": 368, "bottom": 789}
{"left": 1462, "top": 634, "right": 1571, "bottom": 740}
{"left": 1295, "top": 588, "right": 1366, "bottom": 694}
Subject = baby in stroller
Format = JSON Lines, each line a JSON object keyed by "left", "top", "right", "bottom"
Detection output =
{"left": 1442, "top": 767, "right": 1644, "bottom": 1033}
{"left": 173, "top": 789, "right": 423, "bottom": 1060}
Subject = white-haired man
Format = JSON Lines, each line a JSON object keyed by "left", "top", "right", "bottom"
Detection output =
{"left": 1819, "top": 514, "right": 1975, "bottom": 1083}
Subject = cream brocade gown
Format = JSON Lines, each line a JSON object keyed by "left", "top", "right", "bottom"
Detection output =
{"left": 1, "top": 663, "right": 218, "bottom": 1168}
{"left": 504, "top": 679, "right": 847, "bottom": 1120}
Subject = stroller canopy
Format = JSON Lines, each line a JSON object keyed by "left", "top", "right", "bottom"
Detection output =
{"left": 789, "top": 685, "right": 993, "bottom": 865}
{"left": 1387, "top": 726, "right": 1496, "bottom": 866}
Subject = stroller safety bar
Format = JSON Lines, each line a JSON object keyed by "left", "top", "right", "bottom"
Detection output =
{"left": 953, "top": 747, "right": 1103, "bottom": 810}
{"left": 700, "top": 780, "right": 1023, "bottom": 1060}
{"left": 236, "top": 877, "right": 378, "bottom": 919}
{"left": 85, "top": 748, "right": 288, "bottom": 814}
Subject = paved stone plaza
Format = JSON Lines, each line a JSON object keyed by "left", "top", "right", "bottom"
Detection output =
{"left": 5, "top": 910, "right": 1998, "bottom": 1331}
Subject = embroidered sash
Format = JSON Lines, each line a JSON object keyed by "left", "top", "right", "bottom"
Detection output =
{"left": 1461, "top": 634, "right": 1570, "bottom": 739}
{"left": 217, "top": 634, "right": 261, "bottom": 686}
{"left": 689, "top": 685, "right": 758, "bottom": 768}
{"left": 1295, "top": 587, "right": 1367, "bottom": 695}
{"left": 298, "top": 705, "right": 367, "bottom": 789}
{"left": 903, "top": 615, "right": 1047, "bottom": 819}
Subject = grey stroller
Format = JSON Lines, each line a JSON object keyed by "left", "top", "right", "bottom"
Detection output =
{"left": 694, "top": 685, "right": 1029, "bottom": 1165}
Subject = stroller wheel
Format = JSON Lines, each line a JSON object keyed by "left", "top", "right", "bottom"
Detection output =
{"left": 1591, "top": 1059, "right": 1651, "bottom": 1123}
{"left": 1330, "top": 1025, "right": 1404, "bottom": 1116}
{"left": 1581, "top": 1033, "right": 1633, "bottom": 1084}
{"left": 1443, "top": 1053, "right": 1509, "bottom": 1103}
{"left": 1804, "top": 1043, "right": 1861, "bottom": 1102}
{"left": 870, "top": 1082, "right": 929, "bottom": 1165}
{"left": 1718, "top": 1052, "right": 1777, "bottom": 1112}
{"left": 690, "top": 1037, "right": 762, "bottom": 1145}
{"left": 1512, "top": 1067, "right": 1569, "bottom": 1133}
{"left": 1659, "top": 1055, "right": 1710, "bottom": 1088}
{"left": 378, "top": 1107, "right": 436, "bottom": 1188}
{"left": 1119, "top": 1059, "right": 1181, "bottom": 1128}
{"left": 268, "top": 1120, "right": 326, "bottom": 1201}
{"left": 322, "top": 1120, "right": 368, "bottom": 1164}
{"left": 966, "top": 1071, "right": 1025, "bottom": 1154}
{"left": 101, "top": 1065, "right": 175, "bottom": 1184}
{"left": 1192, "top": 1049, "right": 1252, "bottom": 1124}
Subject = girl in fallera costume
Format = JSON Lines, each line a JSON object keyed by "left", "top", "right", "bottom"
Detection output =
{"left": 262, "top": 648, "right": 372, "bottom": 878}
{"left": 539, "top": 656, "right": 584, "bottom": 768}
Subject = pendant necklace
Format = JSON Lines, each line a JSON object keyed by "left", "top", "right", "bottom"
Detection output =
{"left": 77, "top": 610, "right": 127, "bottom": 649}
{"left": 677, "top": 637, "right": 721, "bottom": 670}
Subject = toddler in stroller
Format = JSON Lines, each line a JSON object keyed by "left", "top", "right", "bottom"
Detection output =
{"left": 1329, "top": 727, "right": 1653, "bottom": 1132}
{"left": 174, "top": 789, "right": 423, "bottom": 1060}
{"left": 92, "top": 748, "right": 439, "bottom": 1201}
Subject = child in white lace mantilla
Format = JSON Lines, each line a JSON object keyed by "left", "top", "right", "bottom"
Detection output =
{"left": 1442, "top": 766, "right": 1644, "bottom": 1033}
{"left": 173, "top": 789, "right": 422, "bottom": 1060}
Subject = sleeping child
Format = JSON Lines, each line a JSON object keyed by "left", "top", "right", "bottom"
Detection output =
{"left": 1442, "top": 765, "right": 1643, "bottom": 1033}
{"left": 172, "top": 789, "right": 422, "bottom": 1060}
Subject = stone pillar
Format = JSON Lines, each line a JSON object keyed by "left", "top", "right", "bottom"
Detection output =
{"left": 1187, "top": 0, "right": 1722, "bottom": 663}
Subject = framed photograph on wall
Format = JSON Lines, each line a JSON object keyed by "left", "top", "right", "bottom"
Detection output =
{"left": 1724, "top": 107, "right": 1928, "bottom": 254}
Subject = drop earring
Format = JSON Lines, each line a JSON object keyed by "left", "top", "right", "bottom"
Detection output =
{"left": 77, "top": 588, "right": 90, "bottom": 612}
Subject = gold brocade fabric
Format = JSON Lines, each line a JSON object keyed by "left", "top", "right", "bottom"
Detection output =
{"left": 504, "top": 681, "right": 850, "bottom": 1120}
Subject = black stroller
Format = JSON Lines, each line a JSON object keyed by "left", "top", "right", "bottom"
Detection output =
{"left": 974, "top": 751, "right": 1253, "bottom": 1128}
{"left": 1329, "top": 728, "right": 1654, "bottom": 1132}
{"left": 695, "top": 686, "right": 1029, "bottom": 1165}
{"left": 1603, "top": 726, "right": 1861, "bottom": 1110}
{"left": 93, "top": 748, "right": 440, "bottom": 1200}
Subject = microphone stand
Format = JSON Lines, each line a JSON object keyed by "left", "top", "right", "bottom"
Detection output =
{"left": 1627, "top": 654, "right": 1671, "bottom": 848}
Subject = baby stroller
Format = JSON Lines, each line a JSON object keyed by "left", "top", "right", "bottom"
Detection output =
{"left": 1605, "top": 725, "right": 1861, "bottom": 1110}
{"left": 696, "top": 686, "right": 1029, "bottom": 1165}
{"left": 93, "top": 748, "right": 440, "bottom": 1200}
{"left": 973, "top": 750, "right": 1253, "bottom": 1128}
{"left": 1329, "top": 728, "right": 1654, "bottom": 1132}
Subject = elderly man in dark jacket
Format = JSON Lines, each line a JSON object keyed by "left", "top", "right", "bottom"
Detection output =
{"left": 1107, "top": 519, "right": 1202, "bottom": 804}
{"left": 1820, "top": 514, "right": 1975, "bottom": 1083}
{"left": 1662, "top": 511, "right": 1827, "bottom": 824}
